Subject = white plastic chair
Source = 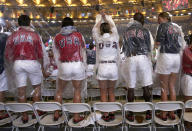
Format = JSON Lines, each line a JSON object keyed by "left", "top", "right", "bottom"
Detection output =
{"left": 62, "top": 103, "right": 95, "bottom": 131}
{"left": 0, "top": 102, "right": 13, "bottom": 126}
{"left": 154, "top": 101, "right": 184, "bottom": 131}
{"left": 33, "top": 102, "right": 65, "bottom": 131}
{"left": 123, "top": 102, "right": 154, "bottom": 131}
{"left": 183, "top": 100, "right": 192, "bottom": 131}
{"left": 5, "top": 103, "right": 37, "bottom": 131}
{"left": 93, "top": 102, "right": 123, "bottom": 131}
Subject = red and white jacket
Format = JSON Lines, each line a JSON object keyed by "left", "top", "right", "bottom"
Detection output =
{"left": 5, "top": 27, "right": 43, "bottom": 61}
{"left": 54, "top": 26, "right": 85, "bottom": 62}
{"left": 182, "top": 46, "right": 192, "bottom": 75}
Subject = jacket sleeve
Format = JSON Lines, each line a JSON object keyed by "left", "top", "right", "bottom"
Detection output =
{"left": 5, "top": 35, "right": 13, "bottom": 61}
{"left": 156, "top": 23, "right": 167, "bottom": 43}
{"left": 36, "top": 34, "right": 43, "bottom": 60}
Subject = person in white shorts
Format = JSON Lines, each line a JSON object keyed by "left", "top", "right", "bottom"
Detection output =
{"left": 5, "top": 15, "right": 47, "bottom": 123}
{"left": 53, "top": 17, "right": 86, "bottom": 123}
{"left": 154, "top": 12, "right": 185, "bottom": 121}
{"left": 92, "top": 11, "right": 119, "bottom": 122}
{"left": 0, "top": 19, "right": 9, "bottom": 120}
{"left": 121, "top": 13, "right": 153, "bottom": 121}
{"left": 182, "top": 38, "right": 192, "bottom": 129}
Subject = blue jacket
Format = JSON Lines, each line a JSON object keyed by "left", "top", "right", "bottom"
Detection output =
{"left": 0, "top": 33, "right": 8, "bottom": 74}
{"left": 122, "top": 21, "right": 151, "bottom": 57}
{"left": 156, "top": 22, "right": 181, "bottom": 54}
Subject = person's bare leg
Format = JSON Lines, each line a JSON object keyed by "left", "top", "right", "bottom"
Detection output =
{"left": 168, "top": 73, "right": 177, "bottom": 118}
{"left": 168, "top": 73, "right": 177, "bottom": 101}
{"left": 0, "top": 92, "right": 4, "bottom": 116}
{"left": 108, "top": 80, "right": 116, "bottom": 102}
{"left": 99, "top": 80, "right": 108, "bottom": 102}
{"left": 72, "top": 80, "right": 82, "bottom": 120}
{"left": 159, "top": 74, "right": 169, "bottom": 118}
{"left": 54, "top": 79, "right": 68, "bottom": 119}
{"left": 99, "top": 80, "right": 108, "bottom": 117}
{"left": 32, "top": 84, "right": 41, "bottom": 102}
{"left": 55, "top": 79, "right": 68, "bottom": 103}
{"left": 18, "top": 87, "right": 28, "bottom": 121}
{"left": 0, "top": 92, "right": 4, "bottom": 102}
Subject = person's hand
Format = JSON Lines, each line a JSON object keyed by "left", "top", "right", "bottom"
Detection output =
{"left": 42, "top": 69, "right": 51, "bottom": 78}
{"left": 100, "top": 12, "right": 106, "bottom": 20}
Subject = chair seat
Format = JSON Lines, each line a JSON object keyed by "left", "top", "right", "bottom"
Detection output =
{"left": 184, "top": 112, "right": 192, "bottom": 122}
{"left": 68, "top": 117, "right": 91, "bottom": 128}
{"left": 39, "top": 114, "right": 65, "bottom": 126}
{"left": 13, "top": 115, "right": 37, "bottom": 127}
{"left": 154, "top": 114, "right": 180, "bottom": 126}
{"left": 0, "top": 115, "right": 17, "bottom": 126}
{"left": 96, "top": 114, "right": 123, "bottom": 127}
{"left": 125, "top": 115, "right": 152, "bottom": 126}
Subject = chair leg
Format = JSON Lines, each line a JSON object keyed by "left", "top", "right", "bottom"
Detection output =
{"left": 98, "top": 125, "right": 100, "bottom": 131}
{"left": 182, "top": 123, "right": 185, "bottom": 131}
{"left": 11, "top": 126, "right": 15, "bottom": 131}
{"left": 178, "top": 124, "right": 181, "bottom": 131}
{"left": 38, "top": 126, "right": 41, "bottom": 131}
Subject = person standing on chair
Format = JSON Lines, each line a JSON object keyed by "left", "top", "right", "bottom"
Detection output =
{"left": 155, "top": 12, "right": 185, "bottom": 121}
{"left": 121, "top": 12, "right": 153, "bottom": 122}
{"left": 0, "top": 18, "right": 9, "bottom": 120}
{"left": 5, "top": 15, "right": 47, "bottom": 123}
{"left": 53, "top": 17, "right": 86, "bottom": 123}
{"left": 92, "top": 11, "right": 120, "bottom": 122}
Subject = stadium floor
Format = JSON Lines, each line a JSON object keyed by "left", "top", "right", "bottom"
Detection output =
{"left": 0, "top": 126, "right": 180, "bottom": 131}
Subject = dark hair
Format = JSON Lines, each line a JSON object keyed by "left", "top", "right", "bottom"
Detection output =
{"left": 158, "top": 12, "right": 172, "bottom": 22}
{"left": 190, "top": 34, "right": 192, "bottom": 45}
{"left": 134, "top": 12, "right": 144, "bottom": 25}
{"left": 100, "top": 23, "right": 111, "bottom": 35}
{"left": 62, "top": 17, "right": 74, "bottom": 27}
{"left": 89, "top": 44, "right": 94, "bottom": 50}
{"left": 18, "top": 15, "right": 30, "bottom": 26}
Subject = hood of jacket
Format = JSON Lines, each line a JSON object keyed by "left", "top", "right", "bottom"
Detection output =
{"left": 60, "top": 26, "right": 77, "bottom": 35}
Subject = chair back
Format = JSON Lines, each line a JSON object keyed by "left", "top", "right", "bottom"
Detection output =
{"left": 93, "top": 102, "right": 122, "bottom": 112}
{"left": 123, "top": 102, "right": 153, "bottom": 112}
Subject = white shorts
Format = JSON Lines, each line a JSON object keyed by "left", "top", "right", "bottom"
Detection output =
{"left": 13, "top": 60, "right": 42, "bottom": 88}
{"left": 97, "top": 63, "right": 118, "bottom": 81}
{"left": 155, "top": 53, "right": 181, "bottom": 75}
{"left": 87, "top": 64, "right": 95, "bottom": 77}
{"left": 122, "top": 55, "right": 153, "bottom": 88}
{"left": 58, "top": 62, "right": 86, "bottom": 81}
{"left": 181, "top": 74, "right": 192, "bottom": 96}
{"left": 0, "top": 71, "right": 8, "bottom": 92}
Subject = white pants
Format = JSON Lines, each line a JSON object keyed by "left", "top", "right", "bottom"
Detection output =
{"left": 97, "top": 63, "right": 118, "bottom": 81}
{"left": 14, "top": 60, "right": 42, "bottom": 88}
{"left": 155, "top": 53, "right": 181, "bottom": 74}
{"left": 122, "top": 55, "right": 153, "bottom": 88}
{"left": 58, "top": 62, "right": 86, "bottom": 81}
{"left": 181, "top": 74, "right": 192, "bottom": 96}
{"left": 0, "top": 71, "right": 8, "bottom": 92}
{"left": 87, "top": 64, "right": 95, "bottom": 77}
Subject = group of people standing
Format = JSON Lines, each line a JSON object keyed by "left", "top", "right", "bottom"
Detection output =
{"left": 0, "top": 10, "right": 191, "bottom": 127}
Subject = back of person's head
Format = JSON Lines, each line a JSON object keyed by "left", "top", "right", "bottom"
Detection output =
{"left": 100, "top": 22, "right": 111, "bottom": 35}
{"left": 89, "top": 44, "right": 95, "bottom": 50}
{"left": 158, "top": 12, "right": 172, "bottom": 22}
{"left": 190, "top": 34, "right": 192, "bottom": 45}
{"left": 134, "top": 12, "right": 144, "bottom": 25}
{"left": 62, "top": 17, "right": 74, "bottom": 27}
{"left": 18, "top": 15, "right": 30, "bottom": 26}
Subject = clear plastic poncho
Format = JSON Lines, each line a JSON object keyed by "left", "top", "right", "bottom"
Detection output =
{"left": 52, "top": 26, "right": 87, "bottom": 99}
